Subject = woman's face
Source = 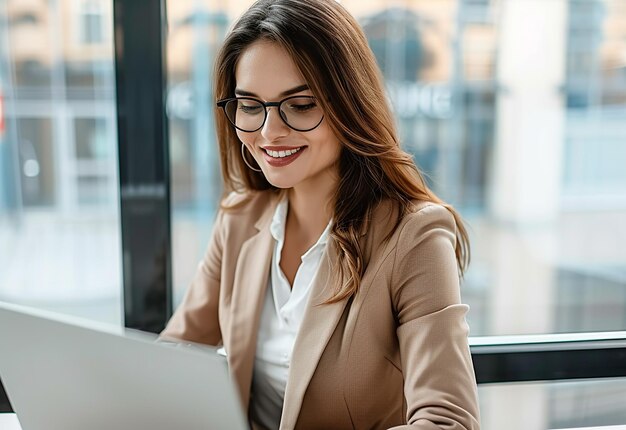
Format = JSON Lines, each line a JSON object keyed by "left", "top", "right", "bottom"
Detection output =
{"left": 234, "top": 40, "right": 342, "bottom": 191}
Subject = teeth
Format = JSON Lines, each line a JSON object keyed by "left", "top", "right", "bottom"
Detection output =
{"left": 265, "top": 147, "right": 302, "bottom": 158}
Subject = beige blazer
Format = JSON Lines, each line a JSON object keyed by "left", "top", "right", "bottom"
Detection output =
{"left": 161, "top": 190, "right": 480, "bottom": 430}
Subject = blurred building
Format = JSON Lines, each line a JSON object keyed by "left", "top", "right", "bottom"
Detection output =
{"left": 3, "top": 0, "right": 625, "bottom": 214}
{"left": 1, "top": 0, "right": 116, "bottom": 214}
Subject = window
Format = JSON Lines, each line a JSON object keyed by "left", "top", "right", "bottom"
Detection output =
{"left": 0, "top": 0, "right": 121, "bottom": 324}
{"left": 78, "top": 0, "right": 105, "bottom": 45}
{"left": 2, "top": 0, "right": 625, "bottom": 426}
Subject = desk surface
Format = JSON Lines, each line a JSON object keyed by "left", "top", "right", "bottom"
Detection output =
{"left": 0, "top": 414, "right": 21, "bottom": 430}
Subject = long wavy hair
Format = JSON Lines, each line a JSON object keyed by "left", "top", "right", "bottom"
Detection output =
{"left": 214, "top": 0, "right": 470, "bottom": 303}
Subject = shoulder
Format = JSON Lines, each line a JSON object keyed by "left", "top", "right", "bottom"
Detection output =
{"left": 207, "top": 189, "right": 280, "bottom": 251}
{"left": 385, "top": 200, "right": 458, "bottom": 261}
{"left": 402, "top": 200, "right": 457, "bottom": 237}
{"left": 220, "top": 188, "right": 276, "bottom": 209}
{"left": 218, "top": 189, "right": 281, "bottom": 222}
{"left": 369, "top": 199, "right": 457, "bottom": 243}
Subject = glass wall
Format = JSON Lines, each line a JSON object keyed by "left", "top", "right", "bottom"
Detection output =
{"left": 0, "top": 0, "right": 121, "bottom": 325}
{"left": 479, "top": 377, "right": 626, "bottom": 429}
{"left": 166, "top": 1, "right": 227, "bottom": 305}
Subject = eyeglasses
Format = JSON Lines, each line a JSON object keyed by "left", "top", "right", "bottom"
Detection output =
{"left": 216, "top": 96, "right": 324, "bottom": 132}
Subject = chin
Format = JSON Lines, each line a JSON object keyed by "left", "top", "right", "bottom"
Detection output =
{"left": 265, "top": 179, "right": 298, "bottom": 190}
{"left": 262, "top": 172, "right": 300, "bottom": 190}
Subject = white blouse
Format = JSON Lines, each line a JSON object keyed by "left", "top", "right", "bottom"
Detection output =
{"left": 249, "top": 197, "right": 332, "bottom": 430}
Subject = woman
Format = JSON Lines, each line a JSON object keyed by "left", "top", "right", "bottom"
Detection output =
{"left": 161, "top": 0, "right": 480, "bottom": 428}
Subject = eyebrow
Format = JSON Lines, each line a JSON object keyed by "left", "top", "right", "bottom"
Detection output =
{"left": 234, "top": 84, "right": 311, "bottom": 98}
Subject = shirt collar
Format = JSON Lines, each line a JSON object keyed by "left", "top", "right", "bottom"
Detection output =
{"left": 270, "top": 195, "right": 289, "bottom": 242}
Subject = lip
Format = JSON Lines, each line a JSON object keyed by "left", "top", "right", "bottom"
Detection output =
{"left": 261, "top": 146, "right": 306, "bottom": 167}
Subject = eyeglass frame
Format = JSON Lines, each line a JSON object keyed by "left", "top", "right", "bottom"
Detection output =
{"left": 216, "top": 95, "right": 325, "bottom": 133}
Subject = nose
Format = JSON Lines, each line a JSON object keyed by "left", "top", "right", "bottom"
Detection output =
{"left": 260, "top": 106, "right": 289, "bottom": 141}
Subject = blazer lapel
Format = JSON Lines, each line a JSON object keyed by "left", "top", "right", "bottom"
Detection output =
{"left": 227, "top": 197, "right": 278, "bottom": 412}
{"left": 280, "top": 241, "right": 350, "bottom": 429}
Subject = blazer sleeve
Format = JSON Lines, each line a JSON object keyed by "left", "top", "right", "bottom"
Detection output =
{"left": 388, "top": 204, "right": 480, "bottom": 430}
{"left": 159, "top": 208, "right": 225, "bottom": 346}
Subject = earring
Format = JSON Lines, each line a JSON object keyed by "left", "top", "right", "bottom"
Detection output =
{"left": 241, "top": 143, "right": 262, "bottom": 172}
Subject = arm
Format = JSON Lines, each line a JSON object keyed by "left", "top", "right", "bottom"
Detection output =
{"left": 159, "top": 208, "right": 225, "bottom": 346}
{"left": 389, "top": 205, "right": 480, "bottom": 430}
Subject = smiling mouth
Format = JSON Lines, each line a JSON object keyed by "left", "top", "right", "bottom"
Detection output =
{"left": 263, "top": 146, "right": 305, "bottom": 159}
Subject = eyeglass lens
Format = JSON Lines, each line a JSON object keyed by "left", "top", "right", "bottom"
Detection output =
{"left": 224, "top": 97, "right": 323, "bottom": 132}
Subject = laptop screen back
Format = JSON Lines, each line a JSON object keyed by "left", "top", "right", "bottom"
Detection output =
{"left": 0, "top": 302, "right": 248, "bottom": 430}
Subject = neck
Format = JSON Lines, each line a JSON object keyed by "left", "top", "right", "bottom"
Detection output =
{"left": 286, "top": 175, "right": 336, "bottom": 239}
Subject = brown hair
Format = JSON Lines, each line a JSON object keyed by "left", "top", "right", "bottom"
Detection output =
{"left": 214, "top": 0, "right": 470, "bottom": 302}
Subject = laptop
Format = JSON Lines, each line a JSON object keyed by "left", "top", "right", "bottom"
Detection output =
{"left": 0, "top": 301, "right": 248, "bottom": 430}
